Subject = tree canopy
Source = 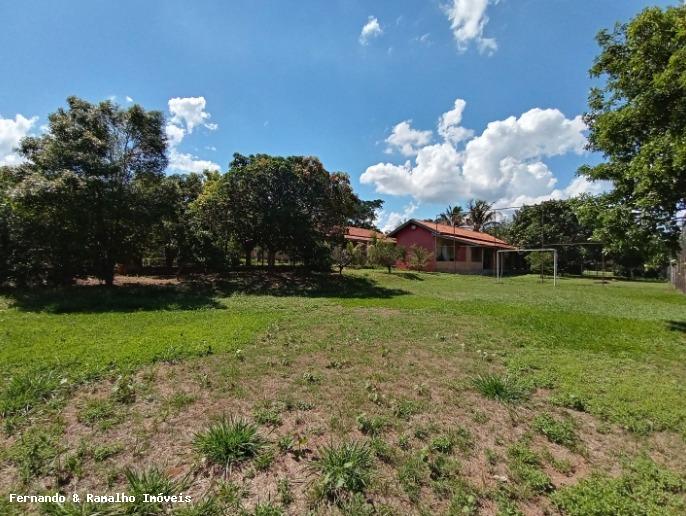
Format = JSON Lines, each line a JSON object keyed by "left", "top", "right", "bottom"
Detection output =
{"left": 580, "top": 4, "right": 686, "bottom": 255}
{"left": 508, "top": 199, "right": 594, "bottom": 274}
{"left": 2, "top": 97, "right": 167, "bottom": 285}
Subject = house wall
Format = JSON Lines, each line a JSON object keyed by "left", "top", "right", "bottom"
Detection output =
{"left": 435, "top": 237, "right": 483, "bottom": 273}
{"left": 393, "top": 224, "right": 437, "bottom": 271}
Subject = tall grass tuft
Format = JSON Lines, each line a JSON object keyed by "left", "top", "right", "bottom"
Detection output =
{"left": 314, "top": 441, "right": 374, "bottom": 501}
{"left": 0, "top": 370, "right": 61, "bottom": 417}
{"left": 471, "top": 374, "right": 524, "bottom": 403}
{"left": 124, "top": 467, "right": 190, "bottom": 514}
{"left": 193, "top": 417, "right": 265, "bottom": 467}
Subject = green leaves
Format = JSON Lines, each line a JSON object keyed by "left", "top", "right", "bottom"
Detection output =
{"left": 582, "top": 5, "right": 686, "bottom": 263}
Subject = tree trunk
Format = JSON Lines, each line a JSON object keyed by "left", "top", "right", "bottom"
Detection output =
{"left": 267, "top": 250, "right": 276, "bottom": 269}
{"left": 103, "top": 264, "right": 115, "bottom": 287}
{"left": 244, "top": 244, "right": 253, "bottom": 267}
{"left": 164, "top": 246, "right": 175, "bottom": 268}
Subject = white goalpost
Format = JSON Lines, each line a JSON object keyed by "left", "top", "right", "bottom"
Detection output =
{"left": 496, "top": 248, "right": 558, "bottom": 286}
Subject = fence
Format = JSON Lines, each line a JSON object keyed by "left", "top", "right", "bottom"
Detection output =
{"left": 671, "top": 247, "right": 686, "bottom": 294}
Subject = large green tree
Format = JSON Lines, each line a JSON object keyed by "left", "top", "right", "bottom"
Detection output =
{"left": 580, "top": 4, "right": 686, "bottom": 255}
{"left": 195, "top": 153, "right": 381, "bottom": 270}
{"left": 8, "top": 96, "right": 167, "bottom": 285}
{"left": 508, "top": 199, "right": 595, "bottom": 274}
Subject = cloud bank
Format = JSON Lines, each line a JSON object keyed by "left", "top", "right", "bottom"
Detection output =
{"left": 361, "top": 99, "right": 609, "bottom": 209}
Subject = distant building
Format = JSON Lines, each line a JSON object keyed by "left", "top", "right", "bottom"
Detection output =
{"left": 344, "top": 227, "right": 396, "bottom": 248}
{"left": 387, "top": 219, "right": 514, "bottom": 274}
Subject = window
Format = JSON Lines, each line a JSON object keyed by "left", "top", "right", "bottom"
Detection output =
{"left": 438, "top": 244, "right": 454, "bottom": 261}
{"left": 471, "top": 247, "right": 483, "bottom": 262}
{"left": 456, "top": 246, "right": 466, "bottom": 261}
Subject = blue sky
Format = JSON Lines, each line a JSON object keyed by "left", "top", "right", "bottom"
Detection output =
{"left": 0, "top": 0, "right": 675, "bottom": 229}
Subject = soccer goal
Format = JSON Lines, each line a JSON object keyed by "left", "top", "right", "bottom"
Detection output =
{"left": 496, "top": 248, "right": 558, "bottom": 286}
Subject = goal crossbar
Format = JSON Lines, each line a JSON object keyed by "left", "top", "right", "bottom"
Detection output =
{"left": 496, "top": 248, "right": 558, "bottom": 286}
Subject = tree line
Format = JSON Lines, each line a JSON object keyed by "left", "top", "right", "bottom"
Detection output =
{"left": 0, "top": 97, "right": 382, "bottom": 286}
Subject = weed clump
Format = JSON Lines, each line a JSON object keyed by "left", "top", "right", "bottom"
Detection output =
{"left": 194, "top": 417, "right": 265, "bottom": 467}
{"left": 471, "top": 374, "right": 525, "bottom": 403}
{"left": 313, "top": 441, "right": 374, "bottom": 502}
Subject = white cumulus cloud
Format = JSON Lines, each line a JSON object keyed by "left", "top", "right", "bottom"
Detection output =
{"left": 165, "top": 97, "right": 220, "bottom": 173}
{"left": 168, "top": 96, "right": 217, "bottom": 133}
{"left": 377, "top": 202, "right": 419, "bottom": 233}
{"left": 168, "top": 149, "right": 220, "bottom": 174}
{"left": 385, "top": 120, "right": 433, "bottom": 156}
{"left": 359, "top": 16, "right": 383, "bottom": 45}
{"left": 444, "top": 0, "right": 498, "bottom": 54}
{"left": 0, "top": 114, "right": 38, "bottom": 166}
{"left": 362, "top": 99, "right": 608, "bottom": 207}
{"left": 438, "top": 98, "right": 474, "bottom": 144}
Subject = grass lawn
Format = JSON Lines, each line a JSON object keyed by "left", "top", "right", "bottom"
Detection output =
{"left": 0, "top": 270, "right": 685, "bottom": 515}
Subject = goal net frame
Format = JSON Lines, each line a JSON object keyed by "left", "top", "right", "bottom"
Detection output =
{"left": 496, "top": 248, "right": 558, "bottom": 286}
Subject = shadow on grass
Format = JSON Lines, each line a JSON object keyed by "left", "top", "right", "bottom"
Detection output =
{"left": 666, "top": 320, "right": 686, "bottom": 333}
{"left": 395, "top": 272, "right": 424, "bottom": 281}
{"left": 3, "top": 271, "right": 408, "bottom": 313}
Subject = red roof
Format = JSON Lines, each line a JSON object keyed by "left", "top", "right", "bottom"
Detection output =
{"left": 388, "top": 219, "right": 514, "bottom": 249}
{"left": 344, "top": 226, "right": 396, "bottom": 243}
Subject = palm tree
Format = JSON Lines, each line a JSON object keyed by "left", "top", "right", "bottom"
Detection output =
{"left": 436, "top": 205, "right": 465, "bottom": 227}
{"left": 467, "top": 199, "right": 495, "bottom": 232}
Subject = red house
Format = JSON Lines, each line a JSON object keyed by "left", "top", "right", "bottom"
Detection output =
{"left": 388, "top": 219, "right": 514, "bottom": 274}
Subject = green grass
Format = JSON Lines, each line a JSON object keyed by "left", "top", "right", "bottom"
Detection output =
{"left": 552, "top": 457, "right": 686, "bottom": 515}
{"left": 1, "top": 270, "right": 686, "bottom": 512}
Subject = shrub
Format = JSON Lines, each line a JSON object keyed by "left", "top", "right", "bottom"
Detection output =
{"left": 193, "top": 417, "right": 265, "bottom": 467}
{"left": 533, "top": 413, "right": 578, "bottom": 448}
{"left": 406, "top": 244, "right": 433, "bottom": 271}
{"left": 314, "top": 442, "right": 374, "bottom": 501}
{"left": 471, "top": 374, "right": 525, "bottom": 403}
{"left": 367, "top": 238, "right": 404, "bottom": 273}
